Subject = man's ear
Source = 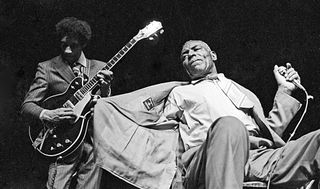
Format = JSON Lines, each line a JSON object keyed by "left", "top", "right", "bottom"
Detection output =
{"left": 210, "top": 51, "right": 217, "bottom": 61}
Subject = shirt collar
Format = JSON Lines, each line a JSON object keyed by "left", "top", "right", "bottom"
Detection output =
{"left": 77, "top": 51, "right": 87, "bottom": 67}
{"left": 190, "top": 73, "right": 225, "bottom": 85}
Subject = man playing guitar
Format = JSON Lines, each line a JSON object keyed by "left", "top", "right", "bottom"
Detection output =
{"left": 21, "top": 17, "right": 113, "bottom": 189}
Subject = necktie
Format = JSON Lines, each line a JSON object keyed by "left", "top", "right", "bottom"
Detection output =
{"left": 215, "top": 76, "right": 254, "bottom": 109}
{"left": 72, "top": 63, "right": 81, "bottom": 77}
{"left": 72, "top": 66, "right": 81, "bottom": 76}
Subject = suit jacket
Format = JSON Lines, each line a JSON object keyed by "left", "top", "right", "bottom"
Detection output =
{"left": 21, "top": 55, "right": 108, "bottom": 120}
{"left": 93, "top": 79, "right": 301, "bottom": 189}
{"left": 234, "top": 82, "right": 301, "bottom": 147}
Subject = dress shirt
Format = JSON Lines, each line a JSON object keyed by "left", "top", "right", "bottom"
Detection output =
{"left": 164, "top": 73, "right": 259, "bottom": 150}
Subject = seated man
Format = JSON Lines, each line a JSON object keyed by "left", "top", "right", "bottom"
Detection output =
{"left": 93, "top": 40, "right": 318, "bottom": 189}
{"left": 164, "top": 40, "right": 318, "bottom": 189}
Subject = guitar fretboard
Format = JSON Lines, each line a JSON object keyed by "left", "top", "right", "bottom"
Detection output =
{"left": 72, "top": 38, "right": 138, "bottom": 102}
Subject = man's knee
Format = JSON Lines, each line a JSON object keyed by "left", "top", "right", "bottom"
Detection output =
{"left": 206, "top": 116, "right": 249, "bottom": 156}
{"left": 208, "top": 116, "right": 247, "bottom": 137}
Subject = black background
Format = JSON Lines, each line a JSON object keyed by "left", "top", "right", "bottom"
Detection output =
{"left": 1, "top": 0, "right": 320, "bottom": 188}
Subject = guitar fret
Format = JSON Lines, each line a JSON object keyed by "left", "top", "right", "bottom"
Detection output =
{"left": 129, "top": 39, "right": 136, "bottom": 45}
{"left": 86, "top": 84, "right": 92, "bottom": 91}
{"left": 112, "top": 56, "right": 118, "bottom": 62}
{"left": 81, "top": 86, "right": 88, "bottom": 94}
{"left": 86, "top": 82, "right": 93, "bottom": 90}
{"left": 92, "top": 77, "right": 98, "bottom": 83}
{"left": 118, "top": 50, "right": 124, "bottom": 55}
{"left": 74, "top": 92, "right": 82, "bottom": 101}
{"left": 106, "top": 62, "right": 113, "bottom": 69}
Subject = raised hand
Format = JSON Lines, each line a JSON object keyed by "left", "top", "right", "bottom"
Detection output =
{"left": 273, "top": 63, "right": 301, "bottom": 94}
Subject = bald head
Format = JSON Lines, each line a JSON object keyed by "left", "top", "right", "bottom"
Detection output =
{"left": 180, "top": 40, "right": 218, "bottom": 79}
{"left": 182, "top": 40, "right": 212, "bottom": 55}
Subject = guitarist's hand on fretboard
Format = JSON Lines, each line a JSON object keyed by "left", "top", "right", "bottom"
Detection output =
{"left": 40, "top": 108, "right": 77, "bottom": 124}
{"left": 97, "top": 70, "right": 113, "bottom": 85}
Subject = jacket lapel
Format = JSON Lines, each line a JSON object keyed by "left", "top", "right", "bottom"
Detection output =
{"left": 52, "top": 56, "right": 75, "bottom": 84}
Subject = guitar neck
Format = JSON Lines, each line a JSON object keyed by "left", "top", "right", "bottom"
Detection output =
{"left": 104, "top": 38, "right": 138, "bottom": 70}
{"left": 75, "top": 38, "right": 138, "bottom": 98}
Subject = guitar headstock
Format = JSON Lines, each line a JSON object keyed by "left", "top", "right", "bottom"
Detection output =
{"left": 134, "top": 21, "right": 164, "bottom": 41}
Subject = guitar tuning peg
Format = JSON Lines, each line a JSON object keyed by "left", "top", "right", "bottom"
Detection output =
{"left": 149, "top": 37, "right": 154, "bottom": 40}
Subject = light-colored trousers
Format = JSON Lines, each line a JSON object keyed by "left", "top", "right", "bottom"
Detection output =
{"left": 183, "top": 116, "right": 320, "bottom": 189}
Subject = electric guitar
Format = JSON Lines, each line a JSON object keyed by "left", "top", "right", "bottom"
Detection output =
{"left": 29, "top": 21, "right": 164, "bottom": 159}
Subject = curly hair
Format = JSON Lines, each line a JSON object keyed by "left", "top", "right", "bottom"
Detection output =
{"left": 55, "top": 17, "right": 92, "bottom": 45}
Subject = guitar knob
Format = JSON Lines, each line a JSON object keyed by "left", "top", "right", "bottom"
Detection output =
{"left": 52, "top": 135, "right": 57, "bottom": 138}
{"left": 56, "top": 143, "right": 63, "bottom": 148}
{"left": 65, "top": 139, "right": 72, "bottom": 144}
{"left": 71, "top": 86, "right": 75, "bottom": 89}
{"left": 75, "top": 81, "right": 79, "bottom": 85}
{"left": 50, "top": 147, "right": 55, "bottom": 151}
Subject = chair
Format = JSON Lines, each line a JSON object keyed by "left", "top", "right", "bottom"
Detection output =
{"left": 243, "top": 181, "right": 267, "bottom": 188}
{"left": 243, "top": 180, "right": 315, "bottom": 189}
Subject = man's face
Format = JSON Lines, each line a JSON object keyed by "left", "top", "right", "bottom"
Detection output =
{"left": 181, "top": 41, "right": 217, "bottom": 79}
{"left": 60, "top": 36, "right": 84, "bottom": 64}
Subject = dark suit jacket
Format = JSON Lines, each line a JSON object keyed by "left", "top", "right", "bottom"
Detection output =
{"left": 21, "top": 55, "right": 108, "bottom": 120}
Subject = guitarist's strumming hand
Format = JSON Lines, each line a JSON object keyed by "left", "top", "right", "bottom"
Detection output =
{"left": 40, "top": 108, "right": 77, "bottom": 123}
{"left": 97, "top": 70, "right": 113, "bottom": 85}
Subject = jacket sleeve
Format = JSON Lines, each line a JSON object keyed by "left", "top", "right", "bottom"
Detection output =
{"left": 21, "top": 62, "right": 48, "bottom": 120}
{"left": 265, "top": 88, "right": 301, "bottom": 137}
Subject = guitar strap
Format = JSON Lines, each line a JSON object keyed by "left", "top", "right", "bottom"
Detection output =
{"left": 32, "top": 127, "right": 51, "bottom": 150}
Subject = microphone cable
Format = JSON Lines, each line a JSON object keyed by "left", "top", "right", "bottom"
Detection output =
{"left": 266, "top": 80, "right": 313, "bottom": 189}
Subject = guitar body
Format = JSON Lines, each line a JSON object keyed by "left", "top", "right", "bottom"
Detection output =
{"left": 29, "top": 75, "right": 94, "bottom": 159}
